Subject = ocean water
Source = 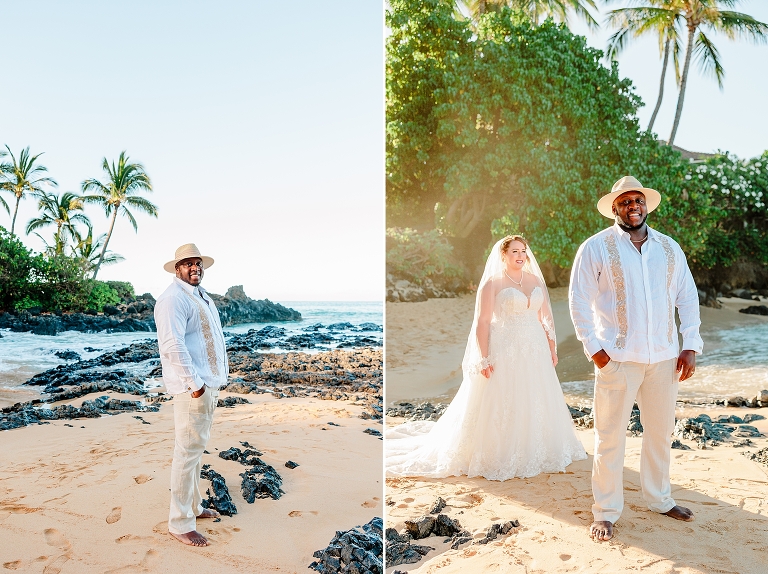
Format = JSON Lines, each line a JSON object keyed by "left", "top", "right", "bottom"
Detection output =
{"left": 0, "top": 300, "right": 382, "bottom": 393}
{"left": 561, "top": 321, "right": 768, "bottom": 408}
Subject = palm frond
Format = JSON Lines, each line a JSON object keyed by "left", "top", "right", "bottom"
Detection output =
{"left": 713, "top": 10, "right": 768, "bottom": 42}
{"left": 121, "top": 206, "right": 138, "bottom": 232}
{"left": 694, "top": 29, "right": 725, "bottom": 88}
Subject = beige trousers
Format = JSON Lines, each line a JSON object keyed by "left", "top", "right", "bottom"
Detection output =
{"left": 592, "top": 359, "right": 678, "bottom": 524}
{"left": 168, "top": 388, "right": 218, "bottom": 534}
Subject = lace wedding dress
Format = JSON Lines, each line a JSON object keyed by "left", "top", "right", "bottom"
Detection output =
{"left": 386, "top": 281, "right": 587, "bottom": 480}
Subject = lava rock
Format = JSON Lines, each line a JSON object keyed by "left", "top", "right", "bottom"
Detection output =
{"left": 739, "top": 305, "right": 768, "bottom": 316}
{"left": 200, "top": 465, "right": 238, "bottom": 516}
{"left": 239, "top": 458, "right": 284, "bottom": 501}
{"left": 54, "top": 350, "right": 82, "bottom": 362}
{"left": 385, "top": 526, "right": 433, "bottom": 568}
{"left": 285, "top": 460, "right": 299, "bottom": 469}
{"left": 310, "top": 517, "right": 383, "bottom": 574}
{"left": 217, "top": 396, "right": 251, "bottom": 408}
{"left": 429, "top": 497, "right": 446, "bottom": 515}
{"left": 404, "top": 516, "right": 435, "bottom": 540}
{"left": 386, "top": 401, "right": 447, "bottom": 422}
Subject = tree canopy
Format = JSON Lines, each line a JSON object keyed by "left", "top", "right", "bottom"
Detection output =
{"left": 387, "top": 0, "right": 715, "bottom": 272}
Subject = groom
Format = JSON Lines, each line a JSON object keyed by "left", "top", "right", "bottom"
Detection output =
{"left": 568, "top": 176, "right": 703, "bottom": 542}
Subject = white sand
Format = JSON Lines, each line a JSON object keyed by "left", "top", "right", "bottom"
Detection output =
{"left": 0, "top": 391, "right": 382, "bottom": 573}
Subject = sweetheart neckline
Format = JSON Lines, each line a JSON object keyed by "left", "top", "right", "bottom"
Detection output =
{"left": 497, "top": 285, "right": 541, "bottom": 310}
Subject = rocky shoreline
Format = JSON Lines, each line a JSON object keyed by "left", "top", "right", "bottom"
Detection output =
{"left": 0, "top": 285, "right": 301, "bottom": 335}
{"left": 1, "top": 326, "right": 383, "bottom": 432}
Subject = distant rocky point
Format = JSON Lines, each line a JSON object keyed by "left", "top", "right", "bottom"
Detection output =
{"left": 0, "top": 285, "right": 301, "bottom": 335}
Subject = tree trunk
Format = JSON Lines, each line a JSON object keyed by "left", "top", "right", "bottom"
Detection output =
{"left": 648, "top": 38, "right": 670, "bottom": 134}
{"left": 10, "top": 195, "right": 21, "bottom": 236}
{"left": 669, "top": 26, "right": 696, "bottom": 146}
{"left": 92, "top": 208, "right": 118, "bottom": 280}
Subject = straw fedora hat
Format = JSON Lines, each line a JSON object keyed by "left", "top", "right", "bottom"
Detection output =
{"left": 597, "top": 176, "right": 661, "bottom": 219}
{"left": 163, "top": 243, "right": 214, "bottom": 273}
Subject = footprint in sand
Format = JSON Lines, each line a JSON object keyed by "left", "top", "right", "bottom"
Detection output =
{"left": 201, "top": 524, "right": 237, "bottom": 544}
{"left": 42, "top": 554, "right": 69, "bottom": 574}
{"left": 44, "top": 529, "right": 70, "bottom": 549}
{"left": 104, "top": 549, "right": 160, "bottom": 574}
{"left": 3, "top": 560, "right": 22, "bottom": 570}
{"left": 288, "top": 510, "right": 319, "bottom": 517}
{"left": 115, "top": 534, "right": 154, "bottom": 544}
{"left": 133, "top": 475, "right": 152, "bottom": 485}
{"left": 361, "top": 500, "right": 378, "bottom": 508}
{"left": 106, "top": 507, "right": 122, "bottom": 524}
{"left": 152, "top": 521, "right": 168, "bottom": 534}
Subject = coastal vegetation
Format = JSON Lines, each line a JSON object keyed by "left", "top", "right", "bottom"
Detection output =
{"left": 0, "top": 149, "right": 155, "bottom": 313}
{"left": 386, "top": 0, "right": 768, "bottom": 290}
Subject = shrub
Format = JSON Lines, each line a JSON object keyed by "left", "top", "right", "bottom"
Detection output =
{"left": 85, "top": 281, "right": 122, "bottom": 312}
{"left": 105, "top": 280, "right": 135, "bottom": 301}
{"left": 386, "top": 227, "right": 466, "bottom": 288}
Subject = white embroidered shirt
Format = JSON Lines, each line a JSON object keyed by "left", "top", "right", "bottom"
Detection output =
{"left": 154, "top": 277, "right": 228, "bottom": 394}
{"left": 568, "top": 223, "right": 703, "bottom": 364}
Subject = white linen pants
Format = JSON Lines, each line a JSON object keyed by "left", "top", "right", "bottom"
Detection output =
{"left": 169, "top": 387, "right": 218, "bottom": 534}
{"left": 592, "top": 359, "right": 677, "bottom": 524}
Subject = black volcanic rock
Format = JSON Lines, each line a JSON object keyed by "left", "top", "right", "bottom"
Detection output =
{"left": 208, "top": 286, "right": 301, "bottom": 326}
{"left": 311, "top": 517, "right": 383, "bottom": 574}
{"left": 0, "top": 286, "right": 301, "bottom": 335}
{"left": 201, "top": 465, "right": 238, "bottom": 516}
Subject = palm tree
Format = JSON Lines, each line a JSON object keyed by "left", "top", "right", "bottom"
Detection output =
{"left": 666, "top": 0, "right": 768, "bottom": 145}
{"left": 460, "top": 0, "right": 599, "bottom": 29}
{"left": 74, "top": 228, "right": 125, "bottom": 271}
{"left": 605, "top": 1, "right": 683, "bottom": 133}
{"left": 26, "top": 191, "right": 91, "bottom": 255}
{"left": 0, "top": 146, "right": 57, "bottom": 235}
{"left": 81, "top": 151, "right": 157, "bottom": 279}
{"left": 0, "top": 147, "right": 8, "bottom": 217}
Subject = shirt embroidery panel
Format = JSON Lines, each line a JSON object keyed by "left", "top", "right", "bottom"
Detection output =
{"left": 182, "top": 289, "right": 220, "bottom": 377}
{"left": 603, "top": 233, "right": 627, "bottom": 350}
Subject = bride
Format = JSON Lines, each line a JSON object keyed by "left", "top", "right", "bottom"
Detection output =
{"left": 386, "top": 235, "right": 586, "bottom": 480}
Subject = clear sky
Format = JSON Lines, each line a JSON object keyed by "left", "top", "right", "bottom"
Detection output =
{"left": 1, "top": 1, "right": 383, "bottom": 301}
{"left": 571, "top": 0, "right": 768, "bottom": 159}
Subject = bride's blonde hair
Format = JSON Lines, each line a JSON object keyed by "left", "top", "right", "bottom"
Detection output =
{"left": 499, "top": 234, "right": 528, "bottom": 255}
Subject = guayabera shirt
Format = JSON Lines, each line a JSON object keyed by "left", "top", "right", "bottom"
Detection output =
{"left": 568, "top": 223, "right": 703, "bottom": 365}
{"left": 154, "top": 277, "right": 228, "bottom": 394}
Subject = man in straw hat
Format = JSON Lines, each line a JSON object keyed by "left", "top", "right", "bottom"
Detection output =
{"left": 154, "top": 243, "right": 228, "bottom": 546}
{"left": 568, "top": 176, "right": 703, "bottom": 542}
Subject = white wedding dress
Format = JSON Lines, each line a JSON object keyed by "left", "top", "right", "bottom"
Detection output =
{"left": 386, "top": 283, "right": 587, "bottom": 480}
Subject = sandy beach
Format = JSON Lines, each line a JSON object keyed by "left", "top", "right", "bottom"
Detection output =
{"left": 385, "top": 289, "right": 768, "bottom": 405}
{"left": 0, "top": 386, "right": 382, "bottom": 573}
{"left": 385, "top": 292, "right": 768, "bottom": 573}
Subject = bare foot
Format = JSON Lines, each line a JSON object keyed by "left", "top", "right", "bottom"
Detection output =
{"left": 663, "top": 505, "right": 694, "bottom": 522}
{"left": 589, "top": 520, "right": 613, "bottom": 541}
{"left": 197, "top": 508, "right": 220, "bottom": 519}
{"left": 170, "top": 530, "right": 209, "bottom": 546}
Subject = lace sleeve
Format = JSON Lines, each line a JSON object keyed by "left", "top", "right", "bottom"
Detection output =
{"left": 537, "top": 279, "right": 557, "bottom": 352}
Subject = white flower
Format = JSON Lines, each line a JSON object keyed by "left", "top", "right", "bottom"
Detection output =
{"left": 685, "top": 174, "right": 692, "bottom": 180}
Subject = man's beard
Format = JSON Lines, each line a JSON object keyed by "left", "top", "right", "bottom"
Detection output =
{"left": 616, "top": 212, "right": 647, "bottom": 231}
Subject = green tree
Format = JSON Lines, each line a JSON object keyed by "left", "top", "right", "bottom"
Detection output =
{"left": 26, "top": 191, "right": 91, "bottom": 255}
{"left": 387, "top": 0, "right": 715, "bottom": 276}
{"left": 604, "top": 1, "right": 683, "bottom": 133}
{"left": 666, "top": 0, "right": 768, "bottom": 145}
{"left": 0, "top": 146, "right": 57, "bottom": 235}
{"left": 81, "top": 151, "right": 157, "bottom": 280}
{"left": 460, "top": 0, "right": 598, "bottom": 28}
{"left": 74, "top": 228, "right": 125, "bottom": 272}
